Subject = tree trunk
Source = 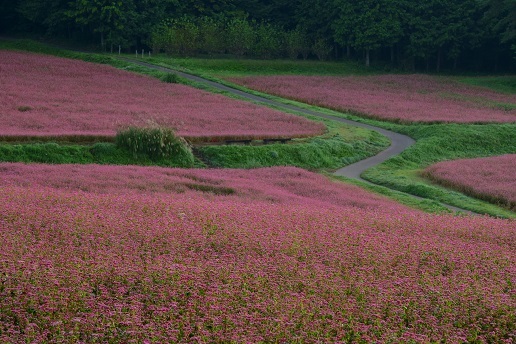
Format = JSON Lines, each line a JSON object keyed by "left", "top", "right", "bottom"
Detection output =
{"left": 346, "top": 45, "right": 350, "bottom": 58}
{"left": 365, "top": 49, "right": 370, "bottom": 67}
{"left": 453, "top": 57, "right": 458, "bottom": 70}
{"left": 100, "top": 31, "right": 105, "bottom": 50}
{"left": 391, "top": 45, "right": 395, "bottom": 64}
{"left": 436, "top": 47, "right": 442, "bottom": 73}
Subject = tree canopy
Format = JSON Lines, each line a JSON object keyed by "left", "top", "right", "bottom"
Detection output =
{"left": 1, "top": 0, "right": 514, "bottom": 71}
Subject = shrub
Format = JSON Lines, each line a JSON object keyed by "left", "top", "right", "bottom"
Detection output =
{"left": 160, "top": 73, "right": 181, "bottom": 83}
{"left": 116, "top": 126, "right": 194, "bottom": 166}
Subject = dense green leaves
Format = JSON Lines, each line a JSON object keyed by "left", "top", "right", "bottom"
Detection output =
{"left": 1, "top": 0, "right": 514, "bottom": 71}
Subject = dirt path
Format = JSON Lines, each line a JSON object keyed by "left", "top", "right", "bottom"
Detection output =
{"left": 123, "top": 58, "right": 472, "bottom": 214}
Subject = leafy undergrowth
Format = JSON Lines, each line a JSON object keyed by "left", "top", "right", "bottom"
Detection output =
{"left": 423, "top": 154, "right": 516, "bottom": 211}
{"left": 1, "top": 164, "right": 515, "bottom": 343}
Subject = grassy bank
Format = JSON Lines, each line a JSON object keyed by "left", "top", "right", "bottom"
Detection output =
{"left": 0, "top": 142, "right": 199, "bottom": 167}
{"left": 198, "top": 119, "right": 388, "bottom": 169}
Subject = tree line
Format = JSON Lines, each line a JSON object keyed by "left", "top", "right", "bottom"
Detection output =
{"left": 1, "top": 0, "right": 514, "bottom": 72}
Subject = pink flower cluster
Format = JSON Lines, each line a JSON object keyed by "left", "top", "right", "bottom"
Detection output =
{"left": 1, "top": 164, "right": 515, "bottom": 343}
{"left": 0, "top": 51, "right": 324, "bottom": 140}
{"left": 424, "top": 154, "right": 516, "bottom": 210}
{"left": 227, "top": 75, "right": 516, "bottom": 123}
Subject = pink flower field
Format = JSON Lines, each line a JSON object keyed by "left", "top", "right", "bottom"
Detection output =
{"left": 424, "top": 154, "right": 516, "bottom": 210}
{"left": 0, "top": 51, "right": 324, "bottom": 140}
{"left": 1, "top": 164, "right": 515, "bottom": 343}
{"left": 0, "top": 163, "right": 410, "bottom": 212}
{"left": 227, "top": 75, "right": 516, "bottom": 123}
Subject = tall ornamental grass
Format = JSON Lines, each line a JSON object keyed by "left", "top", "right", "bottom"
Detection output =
{"left": 116, "top": 126, "right": 194, "bottom": 166}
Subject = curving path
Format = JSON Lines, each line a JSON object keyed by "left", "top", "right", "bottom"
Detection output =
{"left": 122, "top": 58, "right": 471, "bottom": 214}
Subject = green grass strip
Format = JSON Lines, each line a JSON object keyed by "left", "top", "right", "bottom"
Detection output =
{"left": 0, "top": 142, "right": 199, "bottom": 167}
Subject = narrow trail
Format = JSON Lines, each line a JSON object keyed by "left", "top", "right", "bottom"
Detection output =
{"left": 123, "top": 58, "right": 473, "bottom": 215}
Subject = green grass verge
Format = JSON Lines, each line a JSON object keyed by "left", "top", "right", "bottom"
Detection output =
{"left": 197, "top": 120, "right": 389, "bottom": 169}
{"left": 0, "top": 142, "right": 199, "bottom": 167}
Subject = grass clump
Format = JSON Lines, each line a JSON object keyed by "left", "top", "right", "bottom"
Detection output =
{"left": 160, "top": 73, "right": 182, "bottom": 83}
{"left": 116, "top": 126, "right": 195, "bottom": 166}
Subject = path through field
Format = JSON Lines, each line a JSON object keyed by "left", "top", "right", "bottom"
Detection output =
{"left": 121, "top": 58, "right": 472, "bottom": 214}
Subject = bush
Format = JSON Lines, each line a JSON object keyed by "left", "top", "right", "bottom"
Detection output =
{"left": 160, "top": 73, "right": 181, "bottom": 83}
{"left": 116, "top": 126, "right": 194, "bottom": 166}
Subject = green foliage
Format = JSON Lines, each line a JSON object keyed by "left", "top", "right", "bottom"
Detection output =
{"left": 67, "top": 0, "right": 127, "bottom": 48}
{"left": 2, "top": 0, "right": 515, "bottom": 71}
{"left": 285, "top": 27, "right": 311, "bottom": 60}
{"left": 162, "top": 17, "right": 200, "bottom": 56}
{"left": 116, "top": 126, "right": 195, "bottom": 166}
{"left": 253, "top": 22, "right": 282, "bottom": 59}
{"left": 0, "top": 142, "right": 93, "bottom": 164}
{"left": 226, "top": 18, "right": 255, "bottom": 56}
{"left": 335, "top": 0, "right": 403, "bottom": 51}
{"left": 198, "top": 16, "right": 225, "bottom": 54}
{"left": 0, "top": 141, "right": 200, "bottom": 167}
{"left": 160, "top": 73, "right": 181, "bottom": 83}
{"left": 485, "top": 0, "right": 516, "bottom": 48}
{"left": 312, "top": 38, "right": 332, "bottom": 61}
